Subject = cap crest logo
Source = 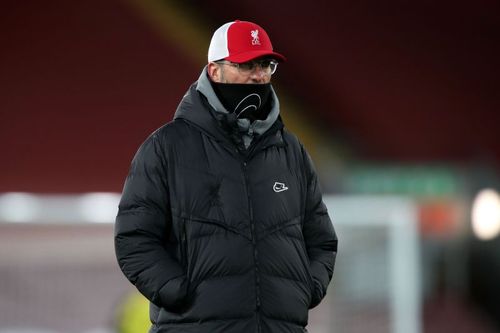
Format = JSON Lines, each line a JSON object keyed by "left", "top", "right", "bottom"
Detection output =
{"left": 251, "top": 30, "right": 261, "bottom": 45}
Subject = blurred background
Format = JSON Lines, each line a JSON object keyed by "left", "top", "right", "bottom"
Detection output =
{"left": 1, "top": 0, "right": 499, "bottom": 332}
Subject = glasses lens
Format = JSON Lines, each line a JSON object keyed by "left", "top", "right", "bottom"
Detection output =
{"left": 259, "top": 60, "right": 271, "bottom": 68}
{"left": 252, "top": 60, "right": 278, "bottom": 75}
{"left": 221, "top": 59, "right": 278, "bottom": 75}
{"left": 238, "top": 62, "right": 254, "bottom": 73}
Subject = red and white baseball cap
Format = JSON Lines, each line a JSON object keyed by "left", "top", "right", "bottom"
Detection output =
{"left": 208, "top": 20, "right": 286, "bottom": 64}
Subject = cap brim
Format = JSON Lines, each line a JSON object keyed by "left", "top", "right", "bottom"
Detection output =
{"left": 225, "top": 50, "right": 286, "bottom": 63}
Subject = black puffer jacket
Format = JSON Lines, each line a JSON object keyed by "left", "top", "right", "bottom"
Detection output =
{"left": 114, "top": 80, "right": 338, "bottom": 333}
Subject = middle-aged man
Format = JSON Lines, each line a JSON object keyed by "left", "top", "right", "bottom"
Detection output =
{"left": 115, "top": 20, "right": 338, "bottom": 333}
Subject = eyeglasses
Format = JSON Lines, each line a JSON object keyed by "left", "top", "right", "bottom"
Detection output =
{"left": 216, "top": 59, "right": 278, "bottom": 76}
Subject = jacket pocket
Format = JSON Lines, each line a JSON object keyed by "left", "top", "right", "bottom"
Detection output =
{"left": 305, "top": 257, "right": 315, "bottom": 301}
{"left": 298, "top": 233, "right": 315, "bottom": 299}
{"left": 149, "top": 302, "right": 160, "bottom": 327}
{"left": 180, "top": 218, "right": 189, "bottom": 272}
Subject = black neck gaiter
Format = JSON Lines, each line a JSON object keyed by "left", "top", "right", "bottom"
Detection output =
{"left": 211, "top": 82, "right": 272, "bottom": 121}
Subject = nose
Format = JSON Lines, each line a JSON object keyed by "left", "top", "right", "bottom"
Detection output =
{"left": 249, "top": 67, "right": 268, "bottom": 83}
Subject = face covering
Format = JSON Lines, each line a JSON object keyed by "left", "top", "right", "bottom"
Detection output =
{"left": 211, "top": 82, "right": 272, "bottom": 121}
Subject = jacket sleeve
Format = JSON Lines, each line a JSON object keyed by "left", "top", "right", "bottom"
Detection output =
{"left": 114, "top": 132, "right": 187, "bottom": 310}
{"left": 301, "top": 147, "right": 338, "bottom": 309}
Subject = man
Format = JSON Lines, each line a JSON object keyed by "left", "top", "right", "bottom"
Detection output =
{"left": 114, "top": 20, "right": 338, "bottom": 333}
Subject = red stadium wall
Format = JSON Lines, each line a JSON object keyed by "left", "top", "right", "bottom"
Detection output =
{"left": 0, "top": 0, "right": 199, "bottom": 192}
{"left": 1, "top": 0, "right": 499, "bottom": 193}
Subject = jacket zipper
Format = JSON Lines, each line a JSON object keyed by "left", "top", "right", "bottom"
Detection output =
{"left": 242, "top": 159, "right": 262, "bottom": 333}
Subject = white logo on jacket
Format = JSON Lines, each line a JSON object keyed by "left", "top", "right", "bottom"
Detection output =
{"left": 273, "top": 182, "right": 288, "bottom": 193}
{"left": 251, "top": 30, "right": 261, "bottom": 45}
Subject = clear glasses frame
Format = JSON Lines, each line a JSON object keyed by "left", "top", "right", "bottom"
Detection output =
{"left": 216, "top": 59, "right": 278, "bottom": 76}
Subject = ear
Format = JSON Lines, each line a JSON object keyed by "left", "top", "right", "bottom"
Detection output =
{"left": 207, "top": 62, "right": 221, "bottom": 82}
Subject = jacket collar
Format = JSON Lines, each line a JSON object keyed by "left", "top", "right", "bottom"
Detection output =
{"left": 174, "top": 81, "right": 228, "bottom": 143}
{"left": 194, "top": 66, "right": 281, "bottom": 139}
{"left": 174, "top": 67, "right": 285, "bottom": 151}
